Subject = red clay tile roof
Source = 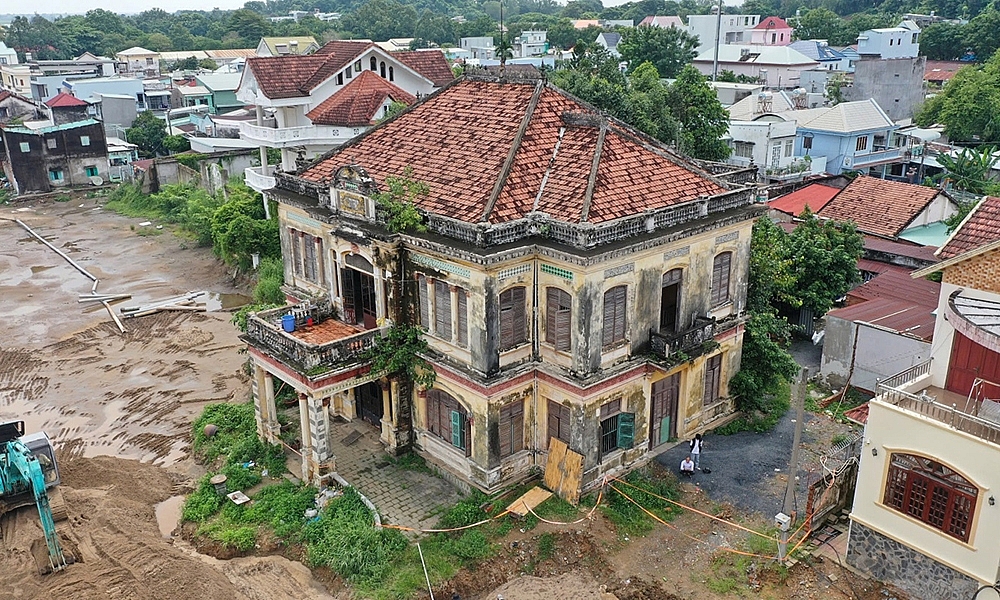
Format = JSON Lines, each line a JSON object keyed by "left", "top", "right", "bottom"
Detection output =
{"left": 307, "top": 71, "right": 416, "bottom": 126}
{"left": 827, "top": 297, "right": 936, "bottom": 342}
{"left": 843, "top": 402, "right": 870, "bottom": 425}
{"left": 0, "top": 91, "right": 11, "bottom": 103}
{"left": 846, "top": 267, "right": 941, "bottom": 308}
{"left": 754, "top": 16, "right": 791, "bottom": 29}
{"left": 394, "top": 50, "right": 454, "bottom": 86}
{"left": 45, "top": 92, "right": 88, "bottom": 108}
{"left": 298, "top": 79, "right": 728, "bottom": 225}
{"left": 924, "top": 60, "right": 968, "bottom": 83}
{"left": 818, "top": 176, "right": 945, "bottom": 238}
{"left": 937, "top": 196, "right": 1000, "bottom": 259}
{"left": 768, "top": 183, "right": 840, "bottom": 216}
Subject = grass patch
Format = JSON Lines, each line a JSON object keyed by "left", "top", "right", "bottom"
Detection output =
{"left": 603, "top": 466, "right": 679, "bottom": 537}
{"left": 715, "top": 380, "right": 791, "bottom": 435}
{"left": 537, "top": 532, "right": 555, "bottom": 561}
{"left": 135, "top": 226, "right": 163, "bottom": 236}
{"left": 389, "top": 452, "right": 433, "bottom": 473}
{"left": 703, "top": 523, "right": 787, "bottom": 595}
{"left": 54, "top": 194, "right": 72, "bottom": 202}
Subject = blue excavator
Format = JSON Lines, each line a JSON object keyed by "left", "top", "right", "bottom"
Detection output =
{"left": 0, "top": 420, "right": 69, "bottom": 574}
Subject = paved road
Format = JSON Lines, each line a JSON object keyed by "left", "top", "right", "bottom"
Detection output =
{"left": 655, "top": 408, "right": 816, "bottom": 518}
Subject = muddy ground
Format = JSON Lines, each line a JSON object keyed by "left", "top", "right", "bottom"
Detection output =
{"left": 1, "top": 196, "right": 903, "bottom": 600}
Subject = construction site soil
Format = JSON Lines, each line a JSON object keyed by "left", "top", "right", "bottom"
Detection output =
{"left": 1, "top": 197, "right": 906, "bottom": 600}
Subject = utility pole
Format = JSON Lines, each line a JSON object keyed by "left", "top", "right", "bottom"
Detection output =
{"left": 711, "top": 0, "right": 723, "bottom": 81}
{"left": 777, "top": 366, "right": 808, "bottom": 561}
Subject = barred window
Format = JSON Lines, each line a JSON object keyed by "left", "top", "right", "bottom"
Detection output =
{"left": 882, "top": 453, "right": 977, "bottom": 542}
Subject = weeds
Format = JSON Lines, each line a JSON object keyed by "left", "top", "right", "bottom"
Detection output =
{"left": 603, "top": 467, "right": 679, "bottom": 537}
{"left": 537, "top": 532, "right": 555, "bottom": 561}
{"left": 715, "top": 380, "right": 791, "bottom": 434}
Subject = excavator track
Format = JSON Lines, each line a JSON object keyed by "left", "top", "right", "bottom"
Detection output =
{"left": 48, "top": 488, "right": 68, "bottom": 523}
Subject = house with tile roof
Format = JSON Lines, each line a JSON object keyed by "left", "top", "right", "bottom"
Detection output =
{"left": 639, "top": 16, "right": 684, "bottom": 28}
{"left": 241, "top": 75, "right": 762, "bottom": 495}
{"left": 818, "top": 176, "right": 956, "bottom": 242}
{"left": 767, "top": 183, "right": 840, "bottom": 219}
{"left": 115, "top": 47, "right": 160, "bottom": 78}
{"left": 795, "top": 99, "right": 909, "bottom": 176}
{"left": 846, "top": 194, "right": 1000, "bottom": 600}
{"left": 692, "top": 45, "right": 818, "bottom": 88}
{"left": 749, "top": 16, "right": 794, "bottom": 46}
{"left": 236, "top": 40, "right": 454, "bottom": 192}
{"left": 0, "top": 90, "right": 43, "bottom": 125}
{"left": 256, "top": 37, "right": 320, "bottom": 57}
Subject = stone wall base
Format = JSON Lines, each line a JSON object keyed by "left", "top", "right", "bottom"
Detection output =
{"left": 846, "top": 520, "right": 979, "bottom": 600}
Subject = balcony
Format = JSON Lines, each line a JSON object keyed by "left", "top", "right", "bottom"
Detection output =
{"left": 649, "top": 317, "right": 716, "bottom": 364}
{"left": 875, "top": 361, "right": 1000, "bottom": 445}
{"left": 245, "top": 166, "right": 276, "bottom": 192}
{"left": 945, "top": 290, "right": 1000, "bottom": 355}
{"left": 243, "top": 302, "right": 385, "bottom": 378}
{"left": 846, "top": 147, "right": 906, "bottom": 168}
{"left": 239, "top": 121, "right": 362, "bottom": 148}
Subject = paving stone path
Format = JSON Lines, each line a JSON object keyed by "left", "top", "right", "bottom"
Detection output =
{"left": 329, "top": 420, "right": 462, "bottom": 533}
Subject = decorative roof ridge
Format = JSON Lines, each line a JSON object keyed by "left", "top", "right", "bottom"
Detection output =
{"left": 480, "top": 78, "right": 546, "bottom": 223}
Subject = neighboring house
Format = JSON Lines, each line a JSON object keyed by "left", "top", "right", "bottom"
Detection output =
{"left": 376, "top": 39, "right": 416, "bottom": 53}
{"left": 514, "top": 30, "right": 548, "bottom": 58}
{"left": 795, "top": 99, "right": 906, "bottom": 176}
{"left": 0, "top": 90, "right": 42, "bottom": 124}
{"left": 688, "top": 14, "right": 760, "bottom": 53}
{"left": 194, "top": 73, "right": 244, "bottom": 114}
{"left": 173, "top": 84, "right": 213, "bottom": 111}
{"left": 1, "top": 94, "right": 109, "bottom": 194}
{"left": 844, "top": 55, "right": 927, "bottom": 121}
{"left": 243, "top": 76, "right": 759, "bottom": 495}
{"left": 0, "top": 41, "right": 18, "bottom": 66}
{"left": 90, "top": 93, "right": 138, "bottom": 136}
{"left": 848, "top": 195, "right": 1000, "bottom": 600}
{"left": 749, "top": 16, "right": 794, "bottom": 46}
{"left": 767, "top": 183, "right": 840, "bottom": 220}
{"left": 460, "top": 37, "right": 496, "bottom": 61}
{"left": 708, "top": 81, "right": 763, "bottom": 106}
{"left": 639, "top": 16, "right": 684, "bottom": 28}
{"left": 106, "top": 136, "right": 139, "bottom": 182}
{"left": 818, "top": 175, "right": 957, "bottom": 242}
{"left": 788, "top": 40, "right": 848, "bottom": 70}
{"left": 1, "top": 62, "right": 32, "bottom": 96}
{"left": 236, "top": 40, "right": 454, "bottom": 191}
{"left": 838, "top": 45, "right": 860, "bottom": 71}
{"left": 856, "top": 21, "right": 920, "bottom": 60}
{"left": 205, "top": 49, "right": 257, "bottom": 67}
{"left": 924, "top": 60, "right": 966, "bottom": 86}
{"left": 595, "top": 32, "right": 622, "bottom": 57}
{"left": 115, "top": 47, "right": 161, "bottom": 78}
{"left": 692, "top": 45, "right": 818, "bottom": 88}
{"left": 256, "top": 37, "right": 320, "bottom": 57}
{"left": 60, "top": 77, "right": 145, "bottom": 112}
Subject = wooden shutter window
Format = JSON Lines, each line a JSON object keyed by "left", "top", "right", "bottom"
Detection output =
{"left": 500, "top": 401, "right": 524, "bottom": 458}
{"left": 499, "top": 286, "right": 527, "bottom": 350}
{"left": 417, "top": 274, "right": 429, "bottom": 329}
{"left": 547, "top": 400, "right": 570, "bottom": 444}
{"left": 711, "top": 252, "right": 732, "bottom": 307}
{"left": 434, "top": 280, "right": 452, "bottom": 340}
{"left": 602, "top": 286, "right": 627, "bottom": 349}
{"left": 704, "top": 354, "right": 722, "bottom": 405}
{"left": 545, "top": 288, "right": 572, "bottom": 352}
{"left": 457, "top": 289, "right": 468, "bottom": 347}
{"left": 290, "top": 229, "right": 302, "bottom": 276}
{"left": 427, "top": 390, "right": 468, "bottom": 453}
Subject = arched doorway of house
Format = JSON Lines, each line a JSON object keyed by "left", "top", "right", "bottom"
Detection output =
{"left": 356, "top": 381, "right": 384, "bottom": 427}
{"left": 341, "top": 253, "right": 377, "bottom": 329}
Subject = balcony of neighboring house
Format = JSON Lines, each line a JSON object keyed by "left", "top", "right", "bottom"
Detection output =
{"left": 239, "top": 120, "right": 362, "bottom": 148}
{"left": 244, "top": 165, "right": 277, "bottom": 192}
{"left": 649, "top": 317, "right": 718, "bottom": 365}
{"left": 242, "top": 300, "right": 386, "bottom": 380}
{"left": 847, "top": 146, "right": 906, "bottom": 169}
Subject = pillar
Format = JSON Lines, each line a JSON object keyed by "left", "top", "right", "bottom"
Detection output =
{"left": 298, "top": 392, "right": 313, "bottom": 482}
{"left": 253, "top": 365, "right": 280, "bottom": 443}
{"left": 380, "top": 379, "right": 393, "bottom": 447}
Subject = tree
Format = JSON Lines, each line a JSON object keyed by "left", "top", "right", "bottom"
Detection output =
{"left": 920, "top": 22, "right": 967, "bottom": 60}
{"left": 163, "top": 135, "right": 191, "bottom": 154}
{"left": 917, "top": 57, "right": 1000, "bottom": 143}
{"left": 127, "top": 111, "right": 167, "bottom": 158}
{"left": 340, "top": 0, "right": 418, "bottom": 41}
{"left": 228, "top": 9, "right": 272, "bottom": 45}
{"left": 144, "top": 32, "right": 173, "bottom": 52}
{"left": 963, "top": 9, "right": 1000, "bottom": 60}
{"left": 935, "top": 146, "right": 1000, "bottom": 194}
{"left": 373, "top": 167, "right": 428, "bottom": 233}
{"left": 618, "top": 24, "right": 698, "bottom": 78}
{"left": 666, "top": 65, "right": 730, "bottom": 161}
{"left": 785, "top": 209, "right": 864, "bottom": 316}
{"left": 793, "top": 8, "right": 845, "bottom": 44}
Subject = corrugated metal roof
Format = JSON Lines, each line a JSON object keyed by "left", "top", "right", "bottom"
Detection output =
{"left": 846, "top": 267, "right": 941, "bottom": 309}
{"left": 827, "top": 296, "right": 936, "bottom": 341}
{"left": 4, "top": 119, "right": 100, "bottom": 134}
{"left": 768, "top": 183, "right": 840, "bottom": 216}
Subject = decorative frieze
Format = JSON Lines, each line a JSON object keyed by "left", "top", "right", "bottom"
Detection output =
{"left": 411, "top": 253, "right": 471, "bottom": 278}
{"left": 604, "top": 263, "right": 634, "bottom": 278}
{"left": 715, "top": 231, "right": 739, "bottom": 244}
{"left": 540, "top": 263, "right": 574, "bottom": 281}
{"left": 664, "top": 246, "right": 690, "bottom": 260}
{"left": 497, "top": 264, "right": 531, "bottom": 280}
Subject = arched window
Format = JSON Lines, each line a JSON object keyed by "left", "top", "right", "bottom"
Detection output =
{"left": 499, "top": 286, "right": 527, "bottom": 350}
{"left": 660, "top": 269, "right": 682, "bottom": 332}
{"left": 426, "top": 389, "right": 470, "bottom": 455}
{"left": 602, "top": 285, "right": 627, "bottom": 348}
{"left": 711, "top": 252, "right": 732, "bottom": 307}
{"left": 388, "top": 66, "right": 394, "bottom": 81}
{"left": 370, "top": 56, "right": 377, "bottom": 70}
{"left": 883, "top": 453, "right": 977, "bottom": 542}
{"left": 380, "top": 61, "right": 386, "bottom": 78}
{"left": 545, "top": 287, "right": 571, "bottom": 352}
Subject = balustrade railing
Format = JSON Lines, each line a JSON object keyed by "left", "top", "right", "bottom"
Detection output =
{"left": 649, "top": 317, "right": 716, "bottom": 361}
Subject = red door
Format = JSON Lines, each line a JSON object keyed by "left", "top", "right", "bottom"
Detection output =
{"left": 945, "top": 332, "right": 1000, "bottom": 396}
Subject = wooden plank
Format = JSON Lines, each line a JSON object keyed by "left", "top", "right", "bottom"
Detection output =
{"left": 543, "top": 438, "right": 584, "bottom": 505}
{"left": 506, "top": 486, "right": 553, "bottom": 517}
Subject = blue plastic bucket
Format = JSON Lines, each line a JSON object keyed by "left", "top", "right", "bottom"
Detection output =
{"left": 281, "top": 314, "right": 295, "bottom": 333}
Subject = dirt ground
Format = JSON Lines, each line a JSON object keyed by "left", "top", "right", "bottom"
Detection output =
{"left": 1, "top": 196, "right": 903, "bottom": 600}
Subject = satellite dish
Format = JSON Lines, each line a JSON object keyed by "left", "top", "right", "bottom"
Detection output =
{"left": 89, "top": 176, "right": 104, "bottom": 186}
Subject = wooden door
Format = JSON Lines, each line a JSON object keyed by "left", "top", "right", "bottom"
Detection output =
{"left": 359, "top": 272, "right": 377, "bottom": 329}
{"left": 946, "top": 332, "right": 1000, "bottom": 396}
{"left": 356, "top": 381, "right": 383, "bottom": 426}
{"left": 649, "top": 373, "right": 680, "bottom": 449}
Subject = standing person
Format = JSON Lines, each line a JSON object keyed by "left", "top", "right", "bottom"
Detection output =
{"left": 689, "top": 433, "right": 704, "bottom": 471}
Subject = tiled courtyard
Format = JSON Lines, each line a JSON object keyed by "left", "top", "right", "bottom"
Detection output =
{"left": 328, "top": 420, "right": 463, "bottom": 533}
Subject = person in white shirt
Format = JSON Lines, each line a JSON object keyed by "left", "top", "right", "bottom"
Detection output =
{"left": 689, "top": 433, "right": 703, "bottom": 470}
{"left": 680, "top": 456, "right": 695, "bottom": 477}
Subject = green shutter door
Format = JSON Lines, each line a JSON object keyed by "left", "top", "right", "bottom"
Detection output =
{"left": 617, "top": 413, "right": 634, "bottom": 449}
{"left": 451, "top": 410, "right": 463, "bottom": 448}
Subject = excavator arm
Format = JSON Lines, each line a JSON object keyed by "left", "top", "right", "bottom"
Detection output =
{"left": 0, "top": 424, "right": 68, "bottom": 573}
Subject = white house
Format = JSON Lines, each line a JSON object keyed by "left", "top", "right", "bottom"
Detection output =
{"left": 595, "top": 32, "right": 622, "bottom": 57}
{"left": 688, "top": 13, "right": 760, "bottom": 53}
{"left": 256, "top": 37, "right": 321, "bottom": 57}
{"left": 460, "top": 37, "right": 495, "bottom": 60}
{"left": 514, "top": 31, "right": 548, "bottom": 58}
{"left": 848, "top": 196, "right": 1000, "bottom": 600}
{"left": 115, "top": 47, "right": 160, "bottom": 78}
{"left": 856, "top": 20, "right": 920, "bottom": 60}
{"left": 0, "top": 42, "right": 17, "bottom": 66}
{"left": 693, "top": 45, "right": 818, "bottom": 88}
{"left": 236, "top": 40, "right": 454, "bottom": 192}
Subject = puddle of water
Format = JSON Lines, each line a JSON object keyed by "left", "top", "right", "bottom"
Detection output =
{"left": 155, "top": 495, "right": 185, "bottom": 537}
{"left": 30, "top": 265, "right": 55, "bottom": 274}
{"left": 203, "top": 292, "right": 252, "bottom": 312}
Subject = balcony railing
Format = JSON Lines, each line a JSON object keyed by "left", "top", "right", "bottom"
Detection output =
{"left": 244, "top": 166, "right": 276, "bottom": 192}
{"left": 875, "top": 360, "right": 932, "bottom": 395}
{"left": 239, "top": 121, "right": 362, "bottom": 147}
{"left": 850, "top": 147, "right": 906, "bottom": 167}
{"left": 649, "top": 317, "right": 716, "bottom": 362}
{"left": 244, "top": 302, "right": 384, "bottom": 376}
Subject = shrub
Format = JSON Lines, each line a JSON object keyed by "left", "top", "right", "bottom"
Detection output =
{"left": 218, "top": 525, "right": 258, "bottom": 551}
{"left": 252, "top": 257, "right": 285, "bottom": 304}
{"left": 182, "top": 475, "right": 225, "bottom": 522}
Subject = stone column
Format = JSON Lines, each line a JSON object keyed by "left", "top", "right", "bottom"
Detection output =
{"left": 309, "top": 396, "right": 331, "bottom": 477}
{"left": 262, "top": 371, "right": 279, "bottom": 442}
{"left": 252, "top": 363, "right": 267, "bottom": 439}
{"left": 297, "top": 392, "right": 313, "bottom": 482}
{"left": 380, "top": 379, "right": 392, "bottom": 447}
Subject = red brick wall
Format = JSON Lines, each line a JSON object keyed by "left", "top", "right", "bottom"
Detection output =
{"left": 943, "top": 248, "right": 1000, "bottom": 294}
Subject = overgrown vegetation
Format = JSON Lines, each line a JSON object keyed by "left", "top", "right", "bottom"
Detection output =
{"left": 603, "top": 467, "right": 680, "bottom": 537}
{"left": 705, "top": 522, "right": 786, "bottom": 595}
{"left": 362, "top": 324, "right": 436, "bottom": 389}
{"left": 373, "top": 167, "right": 428, "bottom": 233}
{"left": 191, "top": 401, "right": 287, "bottom": 482}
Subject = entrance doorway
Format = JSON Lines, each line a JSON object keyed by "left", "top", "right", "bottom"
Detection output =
{"left": 660, "top": 269, "right": 682, "bottom": 333}
{"left": 356, "top": 381, "right": 384, "bottom": 427}
{"left": 341, "top": 267, "right": 377, "bottom": 329}
{"left": 650, "top": 373, "right": 680, "bottom": 448}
